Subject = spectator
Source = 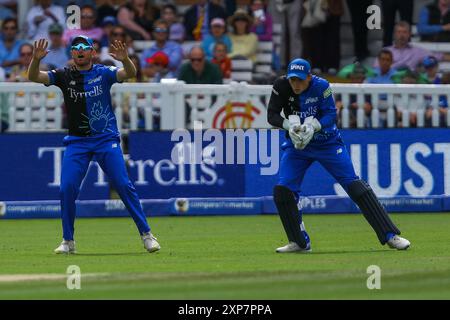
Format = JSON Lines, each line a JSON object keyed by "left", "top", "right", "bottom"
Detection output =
{"left": 375, "top": 21, "right": 450, "bottom": 71}
{"left": 26, "top": 0, "right": 66, "bottom": 41}
{"left": 419, "top": 56, "right": 448, "bottom": 126}
{"left": 418, "top": 0, "right": 450, "bottom": 42}
{"left": 365, "top": 49, "right": 397, "bottom": 84}
{"left": 201, "top": 17, "right": 232, "bottom": 60}
{"left": 394, "top": 69, "right": 425, "bottom": 127}
{"left": 53, "top": 0, "right": 95, "bottom": 7}
{"left": 183, "top": 0, "right": 227, "bottom": 41}
{"left": 100, "top": 25, "right": 134, "bottom": 67}
{"left": 268, "top": 0, "right": 303, "bottom": 68}
{"left": 41, "top": 23, "right": 69, "bottom": 69}
{"left": 0, "top": 1, "right": 15, "bottom": 22}
{"left": 0, "top": 18, "right": 25, "bottom": 76}
{"left": 425, "top": 72, "right": 449, "bottom": 126}
{"left": 337, "top": 61, "right": 376, "bottom": 81}
{"left": 301, "top": 0, "right": 344, "bottom": 72}
{"left": 248, "top": 0, "right": 273, "bottom": 41}
{"left": 117, "top": 0, "right": 160, "bottom": 41}
{"left": 161, "top": 4, "right": 185, "bottom": 43}
{"left": 143, "top": 51, "right": 175, "bottom": 82}
{"left": 391, "top": 67, "right": 429, "bottom": 84}
{"left": 8, "top": 43, "right": 34, "bottom": 82}
{"left": 63, "top": 5, "right": 104, "bottom": 45}
{"left": 228, "top": 9, "right": 258, "bottom": 62}
{"left": 211, "top": 42, "right": 231, "bottom": 79}
{"left": 178, "top": 46, "right": 223, "bottom": 84}
{"left": 421, "top": 55, "right": 441, "bottom": 83}
{"left": 96, "top": 0, "right": 118, "bottom": 26}
{"left": 337, "top": 62, "right": 375, "bottom": 127}
{"left": 224, "top": 0, "right": 237, "bottom": 17}
{"left": 382, "top": 0, "right": 414, "bottom": 46}
{"left": 99, "top": 16, "right": 118, "bottom": 48}
{"left": 346, "top": 0, "right": 372, "bottom": 61}
{"left": 364, "top": 49, "right": 397, "bottom": 127}
{"left": 140, "top": 19, "right": 183, "bottom": 75}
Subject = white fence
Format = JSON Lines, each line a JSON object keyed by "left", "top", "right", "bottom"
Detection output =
{"left": 1, "top": 82, "right": 449, "bottom": 132}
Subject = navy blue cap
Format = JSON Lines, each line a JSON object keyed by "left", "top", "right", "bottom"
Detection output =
{"left": 423, "top": 56, "right": 438, "bottom": 69}
{"left": 101, "top": 16, "right": 117, "bottom": 27}
{"left": 71, "top": 35, "right": 94, "bottom": 47}
{"left": 287, "top": 58, "right": 311, "bottom": 80}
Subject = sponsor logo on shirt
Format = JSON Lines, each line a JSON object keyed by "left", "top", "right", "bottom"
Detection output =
{"left": 305, "top": 97, "right": 319, "bottom": 104}
{"left": 68, "top": 85, "right": 103, "bottom": 102}
{"left": 323, "top": 87, "right": 332, "bottom": 99}
{"left": 295, "top": 106, "right": 318, "bottom": 120}
{"left": 88, "top": 75, "right": 102, "bottom": 85}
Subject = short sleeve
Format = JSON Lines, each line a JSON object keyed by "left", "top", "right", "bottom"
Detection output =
{"left": 45, "top": 69, "right": 65, "bottom": 88}
{"left": 317, "top": 79, "right": 337, "bottom": 129}
{"left": 102, "top": 65, "right": 121, "bottom": 86}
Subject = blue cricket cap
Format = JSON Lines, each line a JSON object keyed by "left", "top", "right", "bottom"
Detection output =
{"left": 423, "top": 56, "right": 438, "bottom": 69}
{"left": 101, "top": 16, "right": 117, "bottom": 27}
{"left": 71, "top": 35, "right": 94, "bottom": 47}
{"left": 287, "top": 58, "right": 311, "bottom": 80}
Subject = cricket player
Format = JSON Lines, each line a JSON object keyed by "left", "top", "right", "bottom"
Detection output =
{"left": 27, "top": 36, "right": 160, "bottom": 254}
{"left": 268, "top": 58, "right": 411, "bottom": 253}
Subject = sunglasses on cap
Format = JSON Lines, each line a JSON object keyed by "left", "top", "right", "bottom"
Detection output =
{"left": 71, "top": 43, "right": 93, "bottom": 51}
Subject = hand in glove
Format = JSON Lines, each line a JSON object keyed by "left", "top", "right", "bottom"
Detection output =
{"left": 296, "top": 116, "right": 322, "bottom": 149}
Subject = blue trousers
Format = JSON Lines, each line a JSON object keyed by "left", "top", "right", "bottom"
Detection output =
{"left": 60, "top": 136, "right": 150, "bottom": 240}
{"left": 278, "top": 137, "right": 359, "bottom": 200}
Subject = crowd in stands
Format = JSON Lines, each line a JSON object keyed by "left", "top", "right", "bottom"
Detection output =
{"left": 0, "top": 0, "right": 275, "bottom": 85}
{"left": 0, "top": 0, "right": 450, "bottom": 132}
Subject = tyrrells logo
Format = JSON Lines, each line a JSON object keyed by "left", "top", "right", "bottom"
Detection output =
{"left": 68, "top": 85, "right": 103, "bottom": 102}
{"left": 298, "top": 106, "right": 318, "bottom": 120}
{"left": 290, "top": 64, "right": 304, "bottom": 71}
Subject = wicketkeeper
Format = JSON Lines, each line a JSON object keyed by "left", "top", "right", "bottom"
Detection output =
{"left": 267, "top": 58, "right": 411, "bottom": 253}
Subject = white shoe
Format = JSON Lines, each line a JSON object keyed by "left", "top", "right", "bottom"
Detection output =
{"left": 387, "top": 235, "right": 411, "bottom": 250}
{"left": 142, "top": 232, "right": 160, "bottom": 253}
{"left": 276, "top": 241, "right": 312, "bottom": 253}
{"left": 54, "top": 240, "right": 76, "bottom": 254}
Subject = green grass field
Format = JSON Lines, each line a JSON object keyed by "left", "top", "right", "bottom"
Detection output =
{"left": 0, "top": 213, "right": 449, "bottom": 299}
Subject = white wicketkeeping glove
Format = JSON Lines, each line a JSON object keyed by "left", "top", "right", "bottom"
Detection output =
{"left": 296, "top": 116, "right": 322, "bottom": 149}
{"left": 283, "top": 115, "right": 304, "bottom": 149}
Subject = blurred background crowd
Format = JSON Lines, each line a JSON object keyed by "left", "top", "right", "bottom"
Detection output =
{"left": 0, "top": 0, "right": 449, "bottom": 131}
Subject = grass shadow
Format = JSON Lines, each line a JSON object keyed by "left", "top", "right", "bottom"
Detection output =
{"left": 73, "top": 252, "right": 152, "bottom": 257}
{"left": 310, "top": 249, "right": 394, "bottom": 255}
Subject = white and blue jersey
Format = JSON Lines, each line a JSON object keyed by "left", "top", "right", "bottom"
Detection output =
{"left": 268, "top": 74, "right": 359, "bottom": 195}
{"left": 268, "top": 75, "right": 339, "bottom": 147}
{"left": 46, "top": 64, "right": 121, "bottom": 142}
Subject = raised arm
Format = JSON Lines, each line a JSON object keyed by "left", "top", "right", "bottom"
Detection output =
{"left": 27, "top": 39, "right": 50, "bottom": 85}
{"left": 109, "top": 40, "right": 137, "bottom": 82}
